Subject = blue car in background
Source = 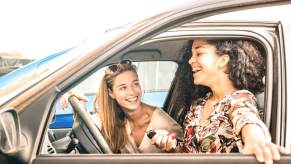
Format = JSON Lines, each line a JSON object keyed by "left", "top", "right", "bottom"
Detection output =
{"left": 0, "top": 48, "right": 74, "bottom": 88}
{"left": 0, "top": 47, "right": 79, "bottom": 129}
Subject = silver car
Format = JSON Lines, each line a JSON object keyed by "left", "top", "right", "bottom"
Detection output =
{"left": 0, "top": 0, "right": 291, "bottom": 163}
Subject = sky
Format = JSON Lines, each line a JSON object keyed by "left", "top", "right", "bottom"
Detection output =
{"left": 0, "top": 0, "right": 193, "bottom": 59}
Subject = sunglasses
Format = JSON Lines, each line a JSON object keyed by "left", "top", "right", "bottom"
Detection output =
{"left": 106, "top": 60, "right": 132, "bottom": 74}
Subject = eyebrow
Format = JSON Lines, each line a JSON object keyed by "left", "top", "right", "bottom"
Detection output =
{"left": 194, "top": 45, "right": 202, "bottom": 49}
{"left": 194, "top": 45, "right": 206, "bottom": 50}
{"left": 115, "top": 79, "right": 139, "bottom": 88}
{"left": 116, "top": 84, "right": 126, "bottom": 88}
{"left": 192, "top": 45, "right": 206, "bottom": 52}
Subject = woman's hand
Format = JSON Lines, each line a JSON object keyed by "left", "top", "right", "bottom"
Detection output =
{"left": 243, "top": 141, "right": 286, "bottom": 164}
{"left": 149, "top": 129, "right": 178, "bottom": 152}
{"left": 242, "top": 124, "right": 286, "bottom": 164}
{"left": 60, "top": 89, "right": 88, "bottom": 110}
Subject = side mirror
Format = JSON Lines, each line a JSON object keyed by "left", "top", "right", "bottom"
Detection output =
{"left": 0, "top": 108, "right": 21, "bottom": 154}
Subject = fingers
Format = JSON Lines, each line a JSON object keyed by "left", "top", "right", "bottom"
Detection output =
{"left": 60, "top": 93, "right": 69, "bottom": 109}
{"left": 261, "top": 143, "right": 273, "bottom": 164}
{"left": 253, "top": 145, "right": 264, "bottom": 163}
{"left": 59, "top": 90, "right": 88, "bottom": 110}
{"left": 150, "top": 130, "right": 165, "bottom": 147}
{"left": 278, "top": 146, "right": 286, "bottom": 154}
{"left": 72, "top": 90, "right": 89, "bottom": 102}
{"left": 268, "top": 143, "right": 280, "bottom": 161}
{"left": 244, "top": 141, "right": 286, "bottom": 164}
{"left": 150, "top": 134, "right": 158, "bottom": 145}
{"left": 150, "top": 130, "right": 177, "bottom": 152}
{"left": 156, "top": 135, "right": 164, "bottom": 147}
{"left": 165, "top": 137, "right": 177, "bottom": 151}
{"left": 160, "top": 135, "right": 168, "bottom": 149}
{"left": 254, "top": 142, "right": 285, "bottom": 164}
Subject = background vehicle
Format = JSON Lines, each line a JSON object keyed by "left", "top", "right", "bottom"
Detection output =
{"left": 0, "top": 48, "right": 74, "bottom": 88}
{"left": 0, "top": 55, "right": 33, "bottom": 77}
{"left": 0, "top": 0, "right": 291, "bottom": 164}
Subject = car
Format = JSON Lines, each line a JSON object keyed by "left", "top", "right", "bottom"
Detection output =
{"left": 0, "top": 0, "right": 291, "bottom": 163}
{"left": 0, "top": 47, "right": 74, "bottom": 88}
{"left": 0, "top": 55, "right": 34, "bottom": 77}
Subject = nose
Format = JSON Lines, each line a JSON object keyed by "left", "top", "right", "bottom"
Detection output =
{"left": 127, "top": 86, "right": 135, "bottom": 95}
{"left": 188, "top": 54, "right": 196, "bottom": 65}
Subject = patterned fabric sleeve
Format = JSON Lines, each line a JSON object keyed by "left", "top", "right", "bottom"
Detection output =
{"left": 228, "top": 90, "right": 271, "bottom": 142}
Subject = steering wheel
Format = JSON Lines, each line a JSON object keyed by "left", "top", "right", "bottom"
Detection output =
{"left": 68, "top": 96, "right": 112, "bottom": 154}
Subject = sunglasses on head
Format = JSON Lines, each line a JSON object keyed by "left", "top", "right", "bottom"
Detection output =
{"left": 107, "top": 59, "right": 132, "bottom": 73}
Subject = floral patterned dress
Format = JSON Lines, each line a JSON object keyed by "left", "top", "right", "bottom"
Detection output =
{"left": 182, "top": 90, "right": 271, "bottom": 153}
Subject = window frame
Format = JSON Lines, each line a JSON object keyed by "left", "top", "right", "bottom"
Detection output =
{"left": 44, "top": 23, "right": 281, "bottom": 156}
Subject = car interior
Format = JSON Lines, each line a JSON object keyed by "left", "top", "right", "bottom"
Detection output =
{"left": 43, "top": 37, "right": 267, "bottom": 155}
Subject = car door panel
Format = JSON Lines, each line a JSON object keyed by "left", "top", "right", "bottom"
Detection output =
{"left": 32, "top": 154, "right": 291, "bottom": 164}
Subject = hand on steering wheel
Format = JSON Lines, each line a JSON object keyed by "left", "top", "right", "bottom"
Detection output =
{"left": 60, "top": 89, "right": 88, "bottom": 109}
{"left": 68, "top": 96, "right": 112, "bottom": 154}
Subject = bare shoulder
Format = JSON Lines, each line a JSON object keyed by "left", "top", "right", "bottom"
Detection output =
{"left": 142, "top": 103, "right": 156, "bottom": 115}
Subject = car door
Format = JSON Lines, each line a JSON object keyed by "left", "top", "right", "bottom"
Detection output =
{"left": 33, "top": 2, "right": 291, "bottom": 164}
{"left": 1, "top": 0, "right": 291, "bottom": 164}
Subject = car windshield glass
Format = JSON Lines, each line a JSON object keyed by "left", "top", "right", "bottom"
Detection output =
{"left": 0, "top": 26, "right": 130, "bottom": 104}
{"left": 0, "top": 48, "right": 73, "bottom": 89}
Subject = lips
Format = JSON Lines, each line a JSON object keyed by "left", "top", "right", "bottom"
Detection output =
{"left": 125, "top": 96, "right": 138, "bottom": 102}
{"left": 192, "top": 66, "right": 202, "bottom": 75}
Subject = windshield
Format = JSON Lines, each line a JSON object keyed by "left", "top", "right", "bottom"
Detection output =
{"left": 0, "top": 25, "right": 131, "bottom": 105}
{"left": 0, "top": 48, "right": 74, "bottom": 89}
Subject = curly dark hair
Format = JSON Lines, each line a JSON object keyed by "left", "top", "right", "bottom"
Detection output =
{"left": 167, "top": 41, "right": 210, "bottom": 125}
{"left": 167, "top": 39, "right": 266, "bottom": 125}
{"left": 208, "top": 39, "right": 266, "bottom": 94}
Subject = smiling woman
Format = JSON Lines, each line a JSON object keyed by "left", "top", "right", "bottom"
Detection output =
{"left": 57, "top": 60, "right": 183, "bottom": 153}
{"left": 150, "top": 38, "right": 285, "bottom": 164}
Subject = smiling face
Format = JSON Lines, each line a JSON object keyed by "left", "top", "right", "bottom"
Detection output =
{"left": 188, "top": 39, "right": 222, "bottom": 87}
{"left": 109, "top": 70, "right": 142, "bottom": 112}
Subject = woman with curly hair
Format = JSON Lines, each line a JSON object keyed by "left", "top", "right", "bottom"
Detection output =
{"left": 150, "top": 38, "right": 285, "bottom": 164}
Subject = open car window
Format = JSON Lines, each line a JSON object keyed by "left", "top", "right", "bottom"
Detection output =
{"left": 48, "top": 61, "right": 177, "bottom": 129}
{"left": 28, "top": 2, "right": 289, "bottom": 164}
{"left": 45, "top": 35, "right": 269, "bottom": 155}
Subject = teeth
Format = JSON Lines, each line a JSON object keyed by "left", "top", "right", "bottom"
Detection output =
{"left": 192, "top": 67, "right": 201, "bottom": 73}
{"left": 126, "top": 97, "right": 138, "bottom": 102}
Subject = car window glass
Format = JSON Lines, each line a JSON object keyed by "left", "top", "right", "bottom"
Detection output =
{"left": 50, "top": 61, "right": 177, "bottom": 129}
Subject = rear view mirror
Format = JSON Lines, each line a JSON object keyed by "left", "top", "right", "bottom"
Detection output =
{"left": 0, "top": 108, "right": 21, "bottom": 154}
